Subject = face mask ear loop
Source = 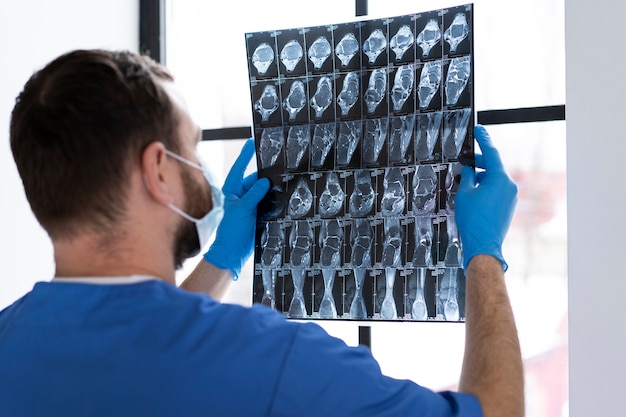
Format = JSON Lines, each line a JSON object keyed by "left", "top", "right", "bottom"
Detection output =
{"left": 165, "top": 150, "right": 203, "bottom": 171}
{"left": 168, "top": 203, "right": 200, "bottom": 223}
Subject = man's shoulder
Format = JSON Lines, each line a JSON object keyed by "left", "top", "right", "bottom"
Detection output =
{"left": 153, "top": 280, "right": 291, "bottom": 325}
{"left": 0, "top": 279, "right": 293, "bottom": 335}
{"left": 137, "top": 280, "right": 304, "bottom": 345}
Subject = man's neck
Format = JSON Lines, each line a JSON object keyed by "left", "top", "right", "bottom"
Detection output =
{"left": 52, "top": 231, "right": 176, "bottom": 284}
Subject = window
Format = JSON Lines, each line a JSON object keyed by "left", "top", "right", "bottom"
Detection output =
{"left": 163, "top": 1, "right": 567, "bottom": 415}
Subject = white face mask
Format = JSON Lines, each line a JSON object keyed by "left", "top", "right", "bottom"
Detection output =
{"left": 165, "top": 149, "right": 224, "bottom": 255}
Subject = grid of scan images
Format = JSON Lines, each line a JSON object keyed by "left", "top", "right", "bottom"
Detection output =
{"left": 246, "top": 4, "right": 474, "bottom": 321}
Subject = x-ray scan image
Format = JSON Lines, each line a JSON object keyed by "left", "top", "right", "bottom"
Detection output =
{"left": 252, "top": 43, "right": 274, "bottom": 75}
{"left": 417, "top": 19, "right": 441, "bottom": 58}
{"left": 418, "top": 61, "right": 442, "bottom": 110}
{"left": 310, "top": 123, "right": 335, "bottom": 169}
{"left": 310, "top": 76, "right": 333, "bottom": 119}
{"left": 288, "top": 177, "right": 313, "bottom": 218}
{"left": 254, "top": 84, "right": 280, "bottom": 123}
{"left": 286, "top": 125, "right": 309, "bottom": 170}
{"left": 444, "top": 13, "right": 469, "bottom": 54}
{"left": 283, "top": 80, "right": 307, "bottom": 122}
{"left": 363, "top": 29, "right": 387, "bottom": 64}
{"left": 336, "top": 120, "right": 361, "bottom": 166}
{"left": 249, "top": 4, "right": 473, "bottom": 322}
{"left": 362, "top": 118, "right": 388, "bottom": 165}
{"left": 318, "top": 172, "right": 345, "bottom": 217}
{"left": 258, "top": 127, "right": 284, "bottom": 170}
{"left": 381, "top": 167, "right": 406, "bottom": 217}
{"left": 349, "top": 169, "right": 375, "bottom": 217}
{"left": 364, "top": 68, "right": 387, "bottom": 114}
{"left": 389, "top": 115, "right": 415, "bottom": 164}
{"left": 390, "top": 25, "right": 414, "bottom": 62}
{"left": 259, "top": 221, "right": 284, "bottom": 309}
{"left": 391, "top": 65, "right": 414, "bottom": 112}
{"left": 308, "top": 36, "right": 332, "bottom": 70}
{"left": 337, "top": 72, "right": 360, "bottom": 117}
{"left": 335, "top": 32, "right": 360, "bottom": 68}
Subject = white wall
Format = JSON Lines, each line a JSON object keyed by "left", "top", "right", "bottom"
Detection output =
{"left": 565, "top": 1, "right": 626, "bottom": 416}
{"left": 0, "top": 0, "right": 139, "bottom": 308}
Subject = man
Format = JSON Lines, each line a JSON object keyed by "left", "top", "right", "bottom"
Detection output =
{"left": 1, "top": 49, "right": 523, "bottom": 417}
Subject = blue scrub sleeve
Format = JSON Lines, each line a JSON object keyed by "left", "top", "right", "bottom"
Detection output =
{"left": 268, "top": 322, "right": 483, "bottom": 417}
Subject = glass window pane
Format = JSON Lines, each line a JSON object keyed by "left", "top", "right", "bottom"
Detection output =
{"left": 485, "top": 121, "right": 568, "bottom": 417}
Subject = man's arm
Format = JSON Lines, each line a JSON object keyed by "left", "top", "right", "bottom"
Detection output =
{"left": 179, "top": 260, "right": 233, "bottom": 300}
{"left": 459, "top": 255, "right": 524, "bottom": 417}
{"left": 181, "top": 139, "right": 269, "bottom": 299}
{"left": 454, "top": 125, "right": 524, "bottom": 417}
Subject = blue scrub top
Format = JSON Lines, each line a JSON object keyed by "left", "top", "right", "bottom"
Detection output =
{"left": 0, "top": 280, "right": 482, "bottom": 417}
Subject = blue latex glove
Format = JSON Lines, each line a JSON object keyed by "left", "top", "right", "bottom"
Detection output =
{"left": 203, "top": 139, "right": 270, "bottom": 280}
{"left": 454, "top": 125, "right": 518, "bottom": 271}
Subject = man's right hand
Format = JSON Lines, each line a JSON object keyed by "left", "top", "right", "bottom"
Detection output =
{"left": 455, "top": 125, "right": 524, "bottom": 417}
{"left": 454, "top": 125, "right": 518, "bottom": 271}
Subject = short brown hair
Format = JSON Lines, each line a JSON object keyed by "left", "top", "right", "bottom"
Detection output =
{"left": 10, "top": 49, "right": 178, "bottom": 239}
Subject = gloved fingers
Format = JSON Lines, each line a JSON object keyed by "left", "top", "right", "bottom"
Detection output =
{"left": 223, "top": 139, "right": 255, "bottom": 192}
{"left": 474, "top": 125, "right": 505, "bottom": 172}
{"left": 457, "top": 165, "right": 476, "bottom": 192}
{"left": 473, "top": 153, "right": 485, "bottom": 169}
{"left": 241, "top": 172, "right": 259, "bottom": 193}
{"left": 224, "top": 172, "right": 258, "bottom": 199}
{"left": 240, "top": 177, "right": 270, "bottom": 206}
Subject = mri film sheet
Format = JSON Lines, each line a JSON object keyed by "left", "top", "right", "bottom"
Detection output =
{"left": 247, "top": 4, "right": 474, "bottom": 322}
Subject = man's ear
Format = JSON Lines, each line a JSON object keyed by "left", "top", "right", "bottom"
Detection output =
{"left": 141, "top": 141, "right": 175, "bottom": 205}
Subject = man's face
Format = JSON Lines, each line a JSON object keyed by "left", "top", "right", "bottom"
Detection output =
{"left": 172, "top": 166, "right": 212, "bottom": 269}
{"left": 163, "top": 81, "right": 213, "bottom": 269}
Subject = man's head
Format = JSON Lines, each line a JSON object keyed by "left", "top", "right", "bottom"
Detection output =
{"left": 10, "top": 49, "right": 212, "bottom": 269}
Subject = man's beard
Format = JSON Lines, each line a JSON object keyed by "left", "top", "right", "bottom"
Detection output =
{"left": 172, "top": 167, "right": 213, "bottom": 270}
